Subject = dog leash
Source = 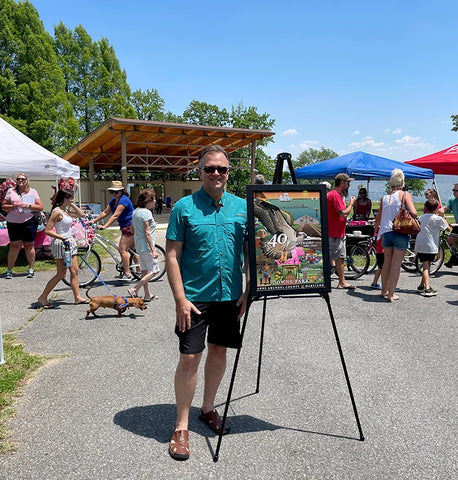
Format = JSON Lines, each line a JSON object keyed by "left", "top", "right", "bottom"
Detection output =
{"left": 78, "top": 253, "right": 130, "bottom": 309}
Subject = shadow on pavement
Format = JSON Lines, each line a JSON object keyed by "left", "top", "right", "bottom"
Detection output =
{"left": 113, "top": 403, "right": 361, "bottom": 445}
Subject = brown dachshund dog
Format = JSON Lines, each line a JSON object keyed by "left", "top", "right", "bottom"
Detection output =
{"left": 85, "top": 287, "right": 147, "bottom": 319}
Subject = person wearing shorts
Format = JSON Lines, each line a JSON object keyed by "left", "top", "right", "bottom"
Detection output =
{"left": 415, "top": 199, "right": 449, "bottom": 296}
{"left": 128, "top": 189, "right": 159, "bottom": 301}
{"left": 166, "top": 145, "right": 248, "bottom": 461}
{"left": 93, "top": 180, "right": 134, "bottom": 280}
{"left": 2, "top": 173, "right": 43, "bottom": 279}
{"left": 327, "top": 173, "right": 356, "bottom": 289}
{"left": 374, "top": 169, "right": 417, "bottom": 302}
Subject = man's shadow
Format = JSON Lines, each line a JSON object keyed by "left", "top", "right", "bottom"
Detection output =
{"left": 113, "top": 402, "right": 361, "bottom": 444}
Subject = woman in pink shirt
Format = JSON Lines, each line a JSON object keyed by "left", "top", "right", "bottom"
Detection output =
{"left": 1, "top": 173, "right": 43, "bottom": 279}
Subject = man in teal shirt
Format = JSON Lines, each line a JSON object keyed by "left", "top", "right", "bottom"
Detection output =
{"left": 166, "top": 145, "right": 249, "bottom": 461}
{"left": 442, "top": 182, "right": 458, "bottom": 267}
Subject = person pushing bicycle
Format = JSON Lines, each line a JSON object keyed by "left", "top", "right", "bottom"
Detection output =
{"left": 93, "top": 181, "right": 135, "bottom": 280}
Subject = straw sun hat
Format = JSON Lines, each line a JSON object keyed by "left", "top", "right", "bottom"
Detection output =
{"left": 107, "top": 180, "right": 124, "bottom": 191}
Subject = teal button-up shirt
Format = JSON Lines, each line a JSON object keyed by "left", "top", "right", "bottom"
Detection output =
{"left": 166, "top": 188, "right": 247, "bottom": 302}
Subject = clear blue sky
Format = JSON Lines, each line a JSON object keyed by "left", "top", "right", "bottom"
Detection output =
{"left": 30, "top": 0, "right": 458, "bottom": 162}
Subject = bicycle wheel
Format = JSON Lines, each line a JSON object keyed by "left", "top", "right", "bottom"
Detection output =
{"left": 401, "top": 238, "right": 418, "bottom": 273}
{"left": 62, "top": 248, "right": 101, "bottom": 288}
{"left": 415, "top": 245, "right": 445, "bottom": 276}
{"left": 345, "top": 244, "right": 370, "bottom": 280}
{"left": 129, "top": 244, "right": 166, "bottom": 282}
{"left": 356, "top": 240, "right": 377, "bottom": 274}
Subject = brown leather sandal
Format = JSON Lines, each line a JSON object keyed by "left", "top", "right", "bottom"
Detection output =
{"left": 199, "top": 409, "right": 230, "bottom": 435}
{"left": 169, "top": 430, "right": 190, "bottom": 461}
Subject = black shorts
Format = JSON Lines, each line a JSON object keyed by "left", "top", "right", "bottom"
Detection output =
{"left": 175, "top": 301, "right": 242, "bottom": 355}
{"left": 7, "top": 218, "right": 38, "bottom": 243}
{"left": 417, "top": 252, "right": 436, "bottom": 263}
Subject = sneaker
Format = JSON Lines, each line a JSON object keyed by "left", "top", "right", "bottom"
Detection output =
{"left": 444, "top": 259, "right": 453, "bottom": 268}
{"left": 423, "top": 287, "right": 437, "bottom": 297}
{"left": 117, "top": 272, "right": 135, "bottom": 282}
{"left": 417, "top": 285, "right": 426, "bottom": 293}
{"left": 370, "top": 283, "right": 382, "bottom": 289}
{"left": 4, "top": 270, "right": 12, "bottom": 279}
{"left": 26, "top": 268, "right": 34, "bottom": 278}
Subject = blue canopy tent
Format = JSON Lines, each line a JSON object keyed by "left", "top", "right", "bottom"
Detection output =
{"left": 295, "top": 151, "right": 434, "bottom": 181}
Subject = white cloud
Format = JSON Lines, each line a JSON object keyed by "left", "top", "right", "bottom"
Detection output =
{"left": 299, "top": 140, "right": 320, "bottom": 149}
{"left": 282, "top": 129, "right": 298, "bottom": 136}
{"left": 392, "top": 128, "right": 402, "bottom": 134}
{"left": 395, "top": 135, "right": 425, "bottom": 146}
{"left": 349, "top": 136, "right": 384, "bottom": 149}
{"left": 352, "top": 130, "right": 360, "bottom": 135}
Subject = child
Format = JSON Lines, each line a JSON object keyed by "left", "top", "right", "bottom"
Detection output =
{"left": 370, "top": 231, "right": 384, "bottom": 289}
{"left": 128, "top": 189, "right": 159, "bottom": 301}
{"left": 414, "top": 199, "right": 450, "bottom": 297}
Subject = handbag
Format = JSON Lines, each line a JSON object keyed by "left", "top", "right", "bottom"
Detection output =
{"left": 392, "top": 192, "right": 420, "bottom": 235}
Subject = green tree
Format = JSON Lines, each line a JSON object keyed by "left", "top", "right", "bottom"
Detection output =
{"left": 0, "top": 0, "right": 74, "bottom": 151}
{"left": 451, "top": 114, "right": 458, "bottom": 132}
{"left": 227, "top": 103, "right": 275, "bottom": 196}
{"left": 285, "top": 146, "right": 338, "bottom": 184}
{"left": 96, "top": 37, "right": 135, "bottom": 121}
{"left": 293, "top": 146, "right": 337, "bottom": 170}
{"left": 182, "top": 100, "right": 230, "bottom": 126}
{"left": 383, "top": 179, "right": 427, "bottom": 196}
{"left": 130, "top": 88, "right": 166, "bottom": 121}
{"left": 177, "top": 100, "right": 276, "bottom": 196}
{"left": 54, "top": 23, "right": 134, "bottom": 137}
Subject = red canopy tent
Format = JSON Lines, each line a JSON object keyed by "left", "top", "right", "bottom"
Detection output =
{"left": 405, "top": 144, "right": 458, "bottom": 175}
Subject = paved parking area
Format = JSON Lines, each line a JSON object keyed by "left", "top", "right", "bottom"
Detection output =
{"left": 0, "top": 227, "right": 457, "bottom": 479}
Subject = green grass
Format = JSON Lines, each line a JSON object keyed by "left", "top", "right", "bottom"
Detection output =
{"left": 0, "top": 229, "right": 120, "bottom": 453}
{"left": 0, "top": 334, "right": 50, "bottom": 453}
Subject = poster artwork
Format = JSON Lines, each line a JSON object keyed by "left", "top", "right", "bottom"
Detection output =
{"left": 247, "top": 185, "right": 330, "bottom": 297}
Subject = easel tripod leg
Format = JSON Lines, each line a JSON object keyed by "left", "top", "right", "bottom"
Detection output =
{"left": 256, "top": 295, "right": 268, "bottom": 393}
{"left": 213, "top": 298, "right": 253, "bottom": 462}
{"left": 323, "top": 292, "right": 365, "bottom": 441}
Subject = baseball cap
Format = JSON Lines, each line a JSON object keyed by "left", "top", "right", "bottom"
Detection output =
{"left": 335, "top": 173, "right": 355, "bottom": 182}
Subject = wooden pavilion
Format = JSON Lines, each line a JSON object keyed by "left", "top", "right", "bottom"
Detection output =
{"left": 63, "top": 117, "right": 275, "bottom": 202}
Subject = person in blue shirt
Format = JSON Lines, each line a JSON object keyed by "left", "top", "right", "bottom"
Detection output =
{"left": 166, "top": 145, "right": 249, "bottom": 461}
{"left": 93, "top": 181, "right": 135, "bottom": 280}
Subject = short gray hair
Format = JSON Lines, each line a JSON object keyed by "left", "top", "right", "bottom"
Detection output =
{"left": 198, "top": 145, "right": 229, "bottom": 167}
{"left": 254, "top": 174, "right": 266, "bottom": 184}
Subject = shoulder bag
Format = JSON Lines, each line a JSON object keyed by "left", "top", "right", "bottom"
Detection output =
{"left": 392, "top": 192, "right": 420, "bottom": 235}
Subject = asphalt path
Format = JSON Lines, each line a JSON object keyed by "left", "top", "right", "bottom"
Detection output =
{"left": 0, "top": 228, "right": 457, "bottom": 479}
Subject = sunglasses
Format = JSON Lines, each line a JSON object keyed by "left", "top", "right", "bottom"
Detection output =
{"left": 453, "top": 189, "right": 458, "bottom": 192}
{"left": 200, "top": 166, "right": 228, "bottom": 174}
{"left": 16, "top": 178, "right": 27, "bottom": 181}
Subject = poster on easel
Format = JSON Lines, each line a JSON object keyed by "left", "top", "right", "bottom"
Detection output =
{"left": 246, "top": 184, "right": 331, "bottom": 297}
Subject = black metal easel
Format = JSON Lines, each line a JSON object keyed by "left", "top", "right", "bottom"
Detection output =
{"left": 213, "top": 153, "right": 364, "bottom": 462}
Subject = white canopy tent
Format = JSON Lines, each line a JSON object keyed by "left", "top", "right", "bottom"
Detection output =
{"left": 0, "top": 117, "right": 80, "bottom": 180}
{"left": 0, "top": 117, "right": 80, "bottom": 363}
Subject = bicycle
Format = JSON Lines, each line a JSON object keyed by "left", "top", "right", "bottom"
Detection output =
{"left": 401, "top": 230, "right": 455, "bottom": 276}
{"left": 350, "top": 235, "right": 377, "bottom": 275}
{"left": 414, "top": 229, "right": 458, "bottom": 275}
{"left": 401, "top": 237, "right": 418, "bottom": 273}
{"left": 63, "top": 227, "right": 166, "bottom": 288}
{"left": 331, "top": 234, "right": 371, "bottom": 280}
